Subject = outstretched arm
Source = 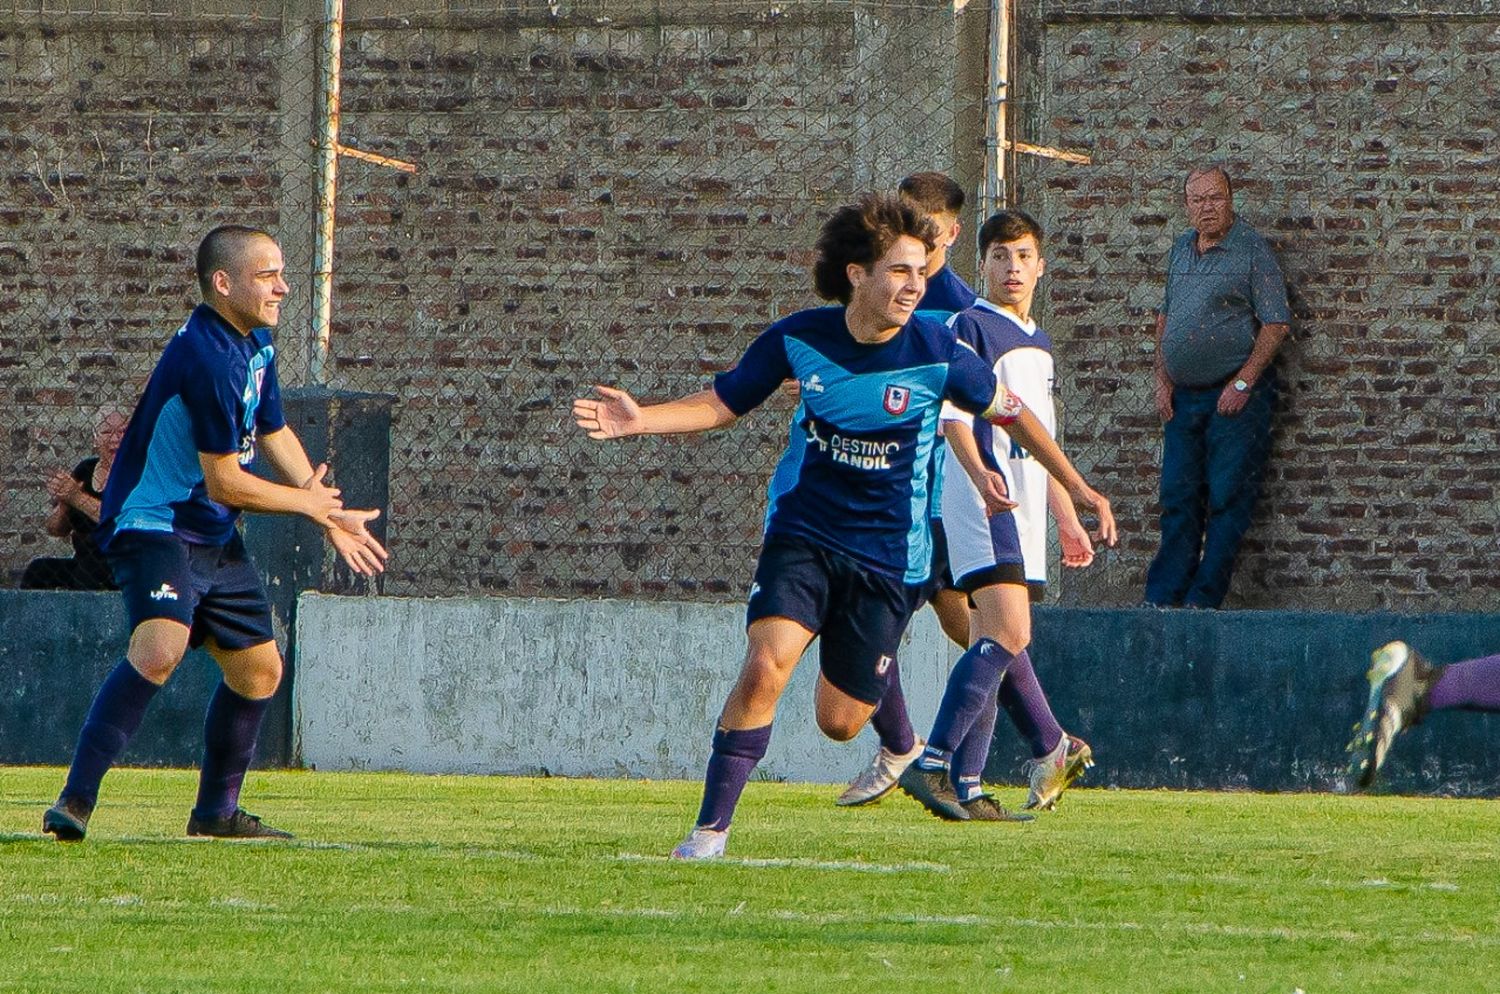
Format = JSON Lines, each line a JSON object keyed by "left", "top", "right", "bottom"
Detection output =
{"left": 573, "top": 386, "right": 738, "bottom": 439}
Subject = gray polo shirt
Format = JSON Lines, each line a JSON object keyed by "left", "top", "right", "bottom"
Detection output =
{"left": 1158, "top": 218, "right": 1290, "bottom": 388}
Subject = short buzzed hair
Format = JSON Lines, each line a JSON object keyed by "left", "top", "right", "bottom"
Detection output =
{"left": 812, "top": 193, "right": 938, "bottom": 304}
{"left": 978, "top": 209, "right": 1044, "bottom": 256}
{"left": 1184, "top": 164, "right": 1234, "bottom": 198}
{"left": 196, "top": 224, "right": 274, "bottom": 296}
{"left": 897, "top": 172, "right": 965, "bottom": 216}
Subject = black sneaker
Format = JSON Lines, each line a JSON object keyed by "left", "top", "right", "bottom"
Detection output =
{"left": 960, "top": 793, "right": 1036, "bottom": 822}
{"left": 186, "top": 808, "right": 294, "bottom": 840}
{"left": 898, "top": 765, "right": 969, "bottom": 821}
{"left": 42, "top": 795, "right": 96, "bottom": 841}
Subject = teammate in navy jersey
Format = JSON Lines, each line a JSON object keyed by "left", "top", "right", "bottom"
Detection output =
{"left": 901, "top": 209, "right": 1107, "bottom": 821}
{"left": 574, "top": 193, "right": 1115, "bottom": 859}
{"left": 42, "top": 225, "right": 388, "bottom": 842}
{"left": 837, "top": 172, "right": 979, "bottom": 806}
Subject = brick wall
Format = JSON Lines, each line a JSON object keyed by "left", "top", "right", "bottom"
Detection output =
{"left": 1018, "top": 1, "right": 1500, "bottom": 609}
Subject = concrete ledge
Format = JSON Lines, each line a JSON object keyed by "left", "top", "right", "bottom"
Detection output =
{"left": 1041, "top": 0, "right": 1500, "bottom": 20}
{"left": 296, "top": 594, "right": 1500, "bottom": 795}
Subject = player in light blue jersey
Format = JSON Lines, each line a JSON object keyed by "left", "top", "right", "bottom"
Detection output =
{"left": 837, "top": 172, "right": 980, "bottom": 806}
{"left": 43, "top": 226, "right": 388, "bottom": 843}
{"left": 574, "top": 193, "right": 1115, "bottom": 858}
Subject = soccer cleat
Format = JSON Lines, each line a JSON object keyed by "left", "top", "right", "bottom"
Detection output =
{"left": 960, "top": 793, "right": 1035, "bottom": 822}
{"left": 1023, "top": 733, "right": 1095, "bottom": 811}
{"left": 186, "top": 808, "right": 294, "bottom": 840}
{"left": 835, "top": 738, "right": 925, "bottom": 806}
{"left": 897, "top": 765, "right": 970, "bottom": 821}
{"left": 1346, "top": 641, "right": 1435, "bottom": 789}
{"left": 42, "top": 795, "right": 96, "bottom": 842}
{"left": 670, "top": 826, "right": 728, "bottom": 860}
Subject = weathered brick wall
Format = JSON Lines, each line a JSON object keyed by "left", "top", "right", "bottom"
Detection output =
{"left": 1018, "top": 1, "right": 1500, "bottom": 610}
{"left": 0, "top": 1, "right": 978, "bottom": 597}
{"left": 0, "top": 9, "right": 310, "bottom": 583}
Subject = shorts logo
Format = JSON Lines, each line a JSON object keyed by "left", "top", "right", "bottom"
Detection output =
{"left": 883, "top": 385, "right": 911, "bottom": 415}
{"left": 876, "top": 654, "right": 893, "bottom": 675}
{"left": 748, "top": 582, "right": 762, "bottom": 600}
{"left": 149, "top": 583, "right": 179, "bottom": 602}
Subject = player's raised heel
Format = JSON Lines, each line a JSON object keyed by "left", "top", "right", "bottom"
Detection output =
{"left": 1023, "top": 733, "right": 1094, "bottom": 811}
{"left": 836, "top": 739, "right": 925, "bottom": 807}
{"left": 186, "top": 808, "right": 293, "bottom": 840}
{"left": 671, "top": 827, "right": 728, "bottom": 860}
{"left": 42, "top": 795, "right": 96, "bottom": 842}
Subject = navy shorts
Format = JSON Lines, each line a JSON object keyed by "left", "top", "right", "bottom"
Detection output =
{"left": 745, "top": 535, "right": 913, "bottom": 705}
{"left": 108, "top": 530, "right": 275, "bottom": 650}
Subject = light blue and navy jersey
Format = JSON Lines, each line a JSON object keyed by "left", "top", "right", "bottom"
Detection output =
{"left": 98, "top": 303, "right": 285, "bottom": 549}
{"left": 713, "top": 306, "right": 1000, "bottom": 583}
{"left": 913, "top": 265, "right": 977, "bottom": 519}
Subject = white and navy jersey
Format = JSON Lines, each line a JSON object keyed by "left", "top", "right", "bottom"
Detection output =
{"left": 913, "top": 265, "right": 978, "bottom": 520}
{"left": 98, "top": 304, "right": 286, "bottom": 549}
{"left": 941, "top": 299, "right": 1056, "bottom": 583}
{"left": 713, "top": 306, "right": 1005, "bottom": 584}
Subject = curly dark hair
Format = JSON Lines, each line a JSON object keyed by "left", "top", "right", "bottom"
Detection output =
{"left": 812, "top": 193, "right": 939, "bottom": 304}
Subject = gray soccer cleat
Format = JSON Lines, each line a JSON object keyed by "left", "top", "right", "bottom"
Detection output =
{"left": 670, "top": 826, "right": 728, "bottom": 860}
{"left": 959, "top": 793, "right": 1035, "bottom": 822}
{"left": 897, "top": 765, "right": 970, "bottom": 821}
{"left": 42, "top": 795, "right": 96, "bottom": 842}
{"left": 1023, "top": 733, "right": 1095, "bottom": 811}
{"left": 1346, "top": 640, "right": 1435, "bottom": 789}
{"left": 186, "top": 808, "right": 294, "bottom": 840}
{"left": 836, "top": 739, "right": 925, "bottom": 806}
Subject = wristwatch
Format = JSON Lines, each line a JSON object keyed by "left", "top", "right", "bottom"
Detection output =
{"left": 1232, "top": 378, "right": 1250, "bottom": 393}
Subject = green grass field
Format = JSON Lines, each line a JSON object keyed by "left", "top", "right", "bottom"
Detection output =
{"left": 1, "top": 767, "right": 1495, "bottom": 993}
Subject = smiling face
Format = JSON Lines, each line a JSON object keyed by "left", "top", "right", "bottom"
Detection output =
{"left": 982, "top": 232, "right": 1045, "bottom": 318}
{"left": 846, "top": 234, "right": 929, "bottom": 337}
{"left": 207, "top": 234, "right": 288, "bottom": 334}
{"left": 1185, "top": 169, "right": 1234, "bottom": 243}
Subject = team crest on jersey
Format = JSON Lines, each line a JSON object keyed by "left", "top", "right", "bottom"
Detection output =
{"left": 882, "top": 385, "right": 911, "bottom": 415}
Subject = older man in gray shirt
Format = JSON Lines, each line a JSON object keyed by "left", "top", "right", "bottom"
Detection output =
{"left": 1145, "top": 165, "right": 1291, "bottom": 608}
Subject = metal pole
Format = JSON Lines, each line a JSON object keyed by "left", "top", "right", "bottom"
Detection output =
{"left": 311, "top": 0, "right": 344, "bottom": 387}
{"left": 982, "top": 0, "right": 1009, "bottom": 220}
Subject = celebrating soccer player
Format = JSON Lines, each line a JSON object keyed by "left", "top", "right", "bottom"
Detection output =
{"left": 574, "top": 193, "right": 1115, "bottom": 859}
{"left": 42, "top": 225, "right": 388, "bottom": 842}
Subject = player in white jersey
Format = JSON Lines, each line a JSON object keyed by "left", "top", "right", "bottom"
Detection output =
{"left": 901, "top": 209, "right": 1105, "bottom": 821}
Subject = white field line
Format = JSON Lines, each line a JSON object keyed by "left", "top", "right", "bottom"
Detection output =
{"left": 613, "top": 852, "right": 951, "bottom": 874}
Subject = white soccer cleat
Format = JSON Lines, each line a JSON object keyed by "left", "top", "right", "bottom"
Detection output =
{"left": 1023, "top": 732, "right": 1094, "bottom": 811}
{"left": 836, "top": 739, "right": 926, "bottom": 806}
{"left": 670, "top": 827, "right": 728, "bottom": 860}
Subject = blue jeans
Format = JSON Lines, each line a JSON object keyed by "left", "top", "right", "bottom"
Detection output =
{"left": 1144, "top": 374, "right": 1276, "bottom": 608}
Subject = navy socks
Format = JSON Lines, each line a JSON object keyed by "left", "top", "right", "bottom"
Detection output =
{"left": 61, "top": 659, "right": 161, "bottom": 806}
{"left": 695, "top": 724, "right": 773, "bottom": 831}
{"left": 918, "top": 638, "right": 1016, "bottom": 771}
{"left": 869, "top": 660, "right": 917, "bottom": 756}
{"left": 192, "top": 682, "right": 272, "bottom": 822}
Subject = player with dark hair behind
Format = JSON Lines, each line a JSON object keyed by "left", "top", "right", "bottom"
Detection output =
{"left": 575, "top": 193, "right": 1115, "bottom": 859}
{"left": 42, "top": 225, "right": 388, "bottom": 842}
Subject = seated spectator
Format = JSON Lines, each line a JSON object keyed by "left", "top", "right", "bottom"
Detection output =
{"left": 20, "top": 411, "right": 127, "bottom": 590}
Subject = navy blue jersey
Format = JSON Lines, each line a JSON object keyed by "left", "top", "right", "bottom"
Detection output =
{"left": 913, "top": 265, "right": 977, "bottom": 518}
{"left": 713, "top": 306, "right": 1002, "bottom": 583}
{"left": 948, "top": 301, "right": 1055, "bottom": 475}
{"left": 99, "top": 304, "right": 286, "bottom": 549}
{"left": 914, "top": 265, "right": 977, "bottom": 321}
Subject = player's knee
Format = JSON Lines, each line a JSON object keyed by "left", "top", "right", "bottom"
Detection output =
{"left": 238, "top": 657, "right": 283, "bottom": 699}
{"left": 815, "top": 711, "right": 863, "bottom": 742}
{"left": 996, "top": 629, "right": 1031, "bottom": 656}
{"left": 128, "top": 650, "right": 182, "bottom": 685}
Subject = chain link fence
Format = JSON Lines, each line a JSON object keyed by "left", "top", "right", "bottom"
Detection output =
{"left": 5, "top": 1, "right": 1498, "bottom": 611}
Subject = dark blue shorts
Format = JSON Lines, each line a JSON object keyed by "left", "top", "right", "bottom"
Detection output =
{"left": 746, "top": 535, "right": 914, "bottom": 705}
{"left": 108, "top": 530, "right": 275, "bottom": 651}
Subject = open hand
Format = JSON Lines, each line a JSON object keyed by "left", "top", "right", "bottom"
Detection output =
{"left": 1058, "top": 514, "right": 1096, "bottom": 568}
{"left": 300, "top": 463, "right": 344, "bottom": 528}
{"left": 326, "top": 508, "right": 388, "bottom": 576}
{"left": 1070, "top": 484, "right": 1117, "bottom": 548}
{"left": 573, "top": 385, "right": 645, "bottom": 440}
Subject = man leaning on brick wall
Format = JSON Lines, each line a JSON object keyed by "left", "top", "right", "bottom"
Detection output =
{"left": 1144, "top": 164, "right": 1291, "bottom": 610}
